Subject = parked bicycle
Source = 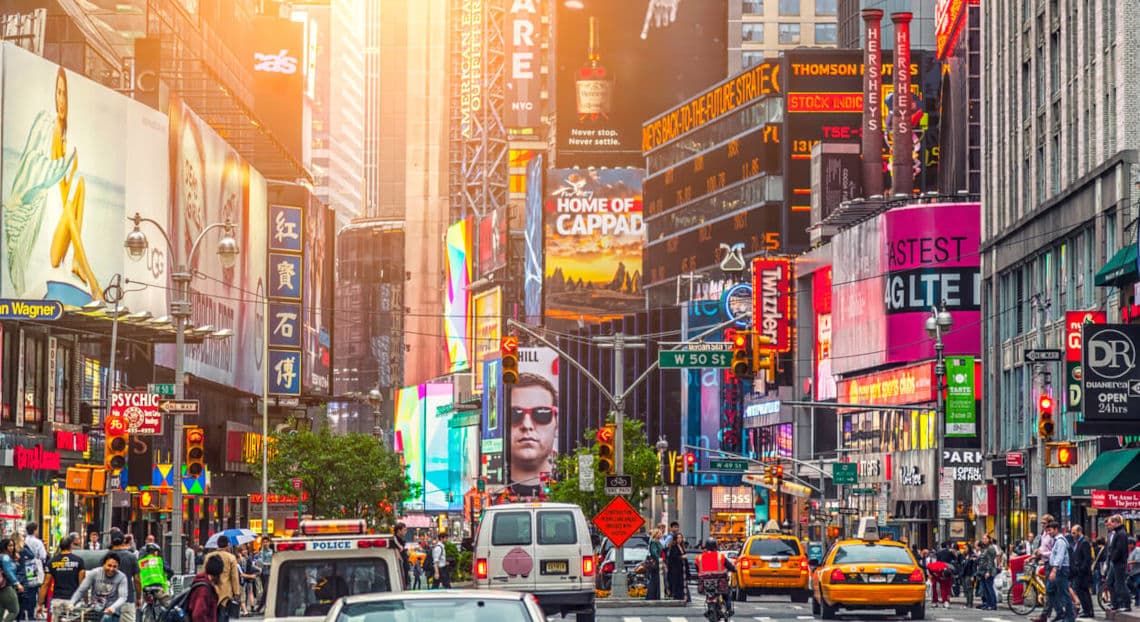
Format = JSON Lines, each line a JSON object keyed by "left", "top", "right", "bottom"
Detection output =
{"left": 1007, "top": 558, "right": 1047, "bottom": 615}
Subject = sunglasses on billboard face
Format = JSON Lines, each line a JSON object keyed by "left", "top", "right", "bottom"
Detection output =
{"left": 511, "top": 406, "right": 557, "bottom": 426}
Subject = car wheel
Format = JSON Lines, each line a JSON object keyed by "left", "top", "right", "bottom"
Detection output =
{"left": 820, "top": 599, "right": 838, "bottom": 620}
{"left": 792, "top": 589, "right": 811, "bottom": 603}
{"left": 911, "top": 602, "right": 925, "bottom": 620}
{"left": 576, "top": 611, "right": 595, "bottom": 622}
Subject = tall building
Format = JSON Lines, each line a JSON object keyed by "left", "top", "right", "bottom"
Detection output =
{"left": 327, "top": 0, "right": 367, "bottom": 222}
{"left": 980, "top": 0, "right": 1140, "bottom": 538}
{"left": 730, "top": 0, "right": 841, "bottom": 73}
{"left": 836, "top": 1, "right": 936, "bottom": 49}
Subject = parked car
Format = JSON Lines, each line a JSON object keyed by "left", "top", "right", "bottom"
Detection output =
{"left": 594, "top": 540, "right": 652, "bottom": 591}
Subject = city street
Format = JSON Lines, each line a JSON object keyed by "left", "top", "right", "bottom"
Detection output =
{"left": 595, "top": 598, "right": 1025, "bottom": 622}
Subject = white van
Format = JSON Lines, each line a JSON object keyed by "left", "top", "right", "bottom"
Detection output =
{"left": 472, "top": 502, "right": 597, "bottom": 622}
{"left": 264, "top": 520, "right": 404, "bottom": 622}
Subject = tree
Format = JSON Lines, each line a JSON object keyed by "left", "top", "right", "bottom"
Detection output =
{"left": 547, "top": 417, "right": 661, "bottom": 517}
{"left": 263, "top": 425, "right": 416, "bottom": 528}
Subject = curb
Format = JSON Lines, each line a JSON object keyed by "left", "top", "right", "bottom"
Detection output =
{"left": 597, "top": 600, "right": 691, "bottom": 609}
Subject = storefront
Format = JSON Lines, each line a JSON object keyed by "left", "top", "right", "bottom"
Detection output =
{"left": 989, "top": 455, "right": 1030, "bottom": 546}
{"left": 710, "top": 485, "right": 755, "bottom": 548}
{"left": 889, "top": 449, "right": 938, "bottom": 548}
{"left": 0, "top": 438, "right": 67, "bottom": 538}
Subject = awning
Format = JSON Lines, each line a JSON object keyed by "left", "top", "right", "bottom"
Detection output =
{"left": 1094, "top": 244, "right": 1139, "bottom": 287}
{"left": 1071, "top": 448, "right": 1140, "bottom": 497}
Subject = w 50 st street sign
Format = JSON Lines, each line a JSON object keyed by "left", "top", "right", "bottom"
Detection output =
{"left": 658, "top": 342, "right": 732, "bottom": 369}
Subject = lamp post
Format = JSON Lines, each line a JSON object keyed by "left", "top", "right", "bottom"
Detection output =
{"left": 124, "top": 212, "right": 240, "bottom": 574}
{"left": 925, "top": 304, "right": 953, "bottom": 541}
{"left": 654, "top": 436, "right": 668, "bottom": 524}
{"left": 368, "top": 389, "right": 384, "bottom": 442}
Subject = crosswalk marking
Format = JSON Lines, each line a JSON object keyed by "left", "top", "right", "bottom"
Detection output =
{"left": 752, "top": 617, "right": 772, "bottom": 621}
{"left": 667, "top": 617, "right": 688, "bottom": 622}
{"left": 622, "top": 617, "right": 642, "bottom": 622}
{"left": 983, "top": 618, "right": 1007, "bottom": 622}
{"left": 796, "top": 616, "right": 814, "bottom": 620}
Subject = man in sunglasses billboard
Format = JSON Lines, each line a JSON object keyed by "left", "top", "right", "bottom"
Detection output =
{"left": 509, "top": 372, "right": 559, "bottom": 497}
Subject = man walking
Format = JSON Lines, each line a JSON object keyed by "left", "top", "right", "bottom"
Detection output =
{"left": 1036, "top": 521, "right": 1074, "bottom": 622}
{"left": 203, "top": 536, "right": 241, "bottom": 622}
{"left": 1107, "top": 514, "right": 1131, "bottom": 611}
{"left": 431, "top": 533, "right": 451, "bottom": 590}
{"left": 109, "top": 532, "right": 141, "bottom": 622}
{"left": 1070, "top": 525, "right": 1094, "bottom": 619}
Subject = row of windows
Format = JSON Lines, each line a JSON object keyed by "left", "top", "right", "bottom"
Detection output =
{"left": 742, "top": 0, "right": 837, "bottom": 17}
{"left": 742, "top": 22, "right": 836, "bottom": 45}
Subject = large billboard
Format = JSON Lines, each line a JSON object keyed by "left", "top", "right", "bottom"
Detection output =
{"left": 164, "top": 94, "right": 268, "bottom": 394}
{"left": 813, "top": 268, "right": 837, "bottom": 401}
{"left": 472, "top": 286, "right": 502, "bottom": 391}
{"left": 523, "top": 154, "right": 544, "bottom": 324}
{"left": 506, "top": 0, "right": 542, "bottom": 128}
{"left": 395, "top": 382, "right": 455, "bottom": 512}
{"left": 544, "top": 168, "right": 645, "bottom": 327}
{"left": 303, "top": 200, "right": 333, "bottom": 393}
{"left": 0, "top": 45, "right": 168, "bottom": 317}
{"left": 252, "top": 15, "right": 304, "bottom": 165}
{"left": 445, "top": 219, "right": 472, "bottom": 372}
{"left": 508, "top": 347, "right": 559, "bottom": 496}
{"left": 555, "top": 0, "right": 727, "bottom": 167}
{"left": 832, "top": 213, "right": 886, "bottom": 375}
{"left": 482, "top": 357, "right": 505, "bottom": 484}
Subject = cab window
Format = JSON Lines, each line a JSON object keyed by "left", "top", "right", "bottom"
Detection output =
{"left": 747, "top": 538, "right": 802, "bottom": 557}
{"left": 336, "top": 598, "right": 530, "bottom": 622}
{"left": 492, "top": 511, "right": 532, "bottom": 546}
{"left": 538, "top": 511, "right": 577, "bottom": 545}
{"left": 832, "top": 544, "right": 914, "bottom": 565}
{"left": 274, "top": 558, "right": 392, "bottom": 618}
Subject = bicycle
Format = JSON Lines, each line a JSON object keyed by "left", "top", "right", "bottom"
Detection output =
{"left": 139, "top": 586, "right": 170, "bottom": 622}
{"left": 1008, "top": 558, "right": 1048, "bottom": 615}
{"left": 56, "top": 603, "right": 109, "bottom": 622}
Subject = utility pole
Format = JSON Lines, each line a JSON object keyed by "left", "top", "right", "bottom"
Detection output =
{"left": 594, "top": 331, "right": 644, "bottom": 599}
{"left": 1034, "top": 295, "right": 1050, "bottom": 524}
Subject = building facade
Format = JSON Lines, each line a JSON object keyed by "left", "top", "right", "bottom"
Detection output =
{"left": 731, "top": 0, "right": 841, "bottom": 72}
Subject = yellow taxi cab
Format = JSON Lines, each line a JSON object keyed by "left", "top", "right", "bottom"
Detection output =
{"left": 732, "top": 520, "right": 811, "bottom": 603}
{"left": 811, "top": 517, "right": 926, "bottom": 620}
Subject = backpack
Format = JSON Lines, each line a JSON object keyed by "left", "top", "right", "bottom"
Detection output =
{"left": 422, "top": 545, "right": 434, "bottom": 571}
{"left": 160, "top": 577, "right": 213, "bottom": 622}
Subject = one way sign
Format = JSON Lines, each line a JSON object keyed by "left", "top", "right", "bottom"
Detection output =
{"left": 1025, "top": 349, "right": 1063, "bottom": 363}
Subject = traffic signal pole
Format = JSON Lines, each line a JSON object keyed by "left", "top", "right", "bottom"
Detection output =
{"left": 1034, "top": 295, "right": 1050, "bottom": 524}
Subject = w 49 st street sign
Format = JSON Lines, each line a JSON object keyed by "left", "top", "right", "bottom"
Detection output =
{"left": 658, "top": 342, "right": 732, "bottom": 369}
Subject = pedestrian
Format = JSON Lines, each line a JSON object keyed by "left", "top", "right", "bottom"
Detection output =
{"left": 431, "top": 533, "right": 451, "bottom": 589}
{"left": 203, "top": 537, "right": 241, "bottom": 622}
{"left": 109, "top": 531, "right": 140, "bottom": 622}
{"left": 1107, "top": 514, "right": 1131, "bottom": 612}
{"left": 0, "top": 538, "right": 24, "bottom": 622}
{"left": 16, "top": 535, "right": 43, "bottom": 621}
{"left": 186, "top": 555, "right": 224, "bottom": 622}
{"left": 958, "top": 546, "right": 976, "bottom": 609}
{"left": 37, "top": 535, "right": 85, "bottom": 622}
{"left": 665, "top": 532, "right": 686, "bottom": 602}
{"left": 23, "top": 527, "right": 45, "bottom": 567}
{"left": 977, "top": 540, "right": 998, "bottom": 610}
{"left": 645, "top": 526, "right": 663, "bottom": 600}
{"left": 390, "top": 523, "right": 410, "bottom": 589}
{"left": 1038, "top": 521, "right": 1074, "bottom": 622}
{"left": 1070, "top": 525, "right": 1094, "bottom": 619}
{"left": 411, "top": 559, "right": 422, "bottom": 590}
{"left": 1036, "top": 515, "right": 1058, "bottom": 622}
{"left": 931, "top": 542, "right": 955, "bottom": 608}
{"left": 86, "top": 530, "right": 102, "bottom": 551}
{"left": 67, "top": 553, "right": 128, "bottom": 622}
{"left": 255, "top": 539, "right": 272, "bottom": 613}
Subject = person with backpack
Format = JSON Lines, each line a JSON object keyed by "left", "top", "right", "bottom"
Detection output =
{"left": 184, "top": 555, "right": 225, "bottom": 622}
{"left": 422, "top": 540, "right": 435, "bottom": 590}
{"left": 431, "top": 533, "right": 451, "bottom": 589}
{"left": 16, "top": 534, "right": 43, "bottom": 620}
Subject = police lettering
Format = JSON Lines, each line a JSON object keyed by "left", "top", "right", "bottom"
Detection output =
{"left": 310, "top": 540, "right": 353, "bottom": 550}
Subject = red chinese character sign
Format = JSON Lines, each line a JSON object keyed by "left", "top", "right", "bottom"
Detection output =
{"left": 592, "top": 496, "right": 645, "bottom": 547}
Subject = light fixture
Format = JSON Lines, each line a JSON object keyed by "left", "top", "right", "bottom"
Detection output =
{"left": 81, "top": 300, "right": 106, "bottom": 312}
{"left": 124, "top": 215, "right": 149, "bottom": 261}
{"left": 211, "top": 328, "right": 234, "bottom": 339}
{"left": 216, "top": 222, "right": 240, "bottom": 269}
{"left": 368, "top": 389, "right": 383, "bottom": 408}
{"left": 924, "top": 314, "right": 938, "bottom": 338}
{"left": 124, "top": 310, "right": 152, "bottom": 322}
{"left": 937, "top": 309, "right": 953, "bottom": 330}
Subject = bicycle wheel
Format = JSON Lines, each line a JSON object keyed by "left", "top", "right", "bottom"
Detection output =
{"left": 1008, "top": 579, "right": 1039, "bottom": 615}
{"left": 140, "top": 604, "right": 158, "bottom": 622}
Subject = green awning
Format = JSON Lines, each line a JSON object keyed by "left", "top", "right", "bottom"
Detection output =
{"left": 1095, "top": 244, "right": 1139, "bottom": 286}
{"left": 1071, "top": 448, "right": 1140, "bottom": 497}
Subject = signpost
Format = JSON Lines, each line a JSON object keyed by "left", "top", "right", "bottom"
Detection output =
{"left": 1025, "top": 349, "right": 1063, "bottom": 363}
{"left": 159, "top": 399, "right": 200, "bottom": 415}
{"left": 1006, "top": 452, "right": 1024, "bottom": 467}
{"left": 658, "top": 342, "right": 733, "bottom": 369}
{"left": 709, "top": 458, "right": 748, "bottom": 472}
{"left": 604, "top": 474, "right": 632, "bottom": 496}
{"left": 592, "top": 496, "right": 645, "bottom": 547}
{"left": 832, "top": 462, "right": 858, "bottom": 485}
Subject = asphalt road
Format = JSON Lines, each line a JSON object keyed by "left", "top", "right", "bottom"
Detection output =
{"left": 595, "top": 596, "right": 1028, "bottom": 622}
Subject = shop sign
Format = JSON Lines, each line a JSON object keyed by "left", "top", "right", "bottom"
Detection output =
{"left": 751, "top": 257, "right": 793, "bottom": 352}
{"left": 838, "top": 361, "right": 934, "bottom": 410}
{"left": 1092, "top": 490, "right": 1140, "bottom": 509}
{"left": 54, "top": 430, "right": 89, "bottom": 452}
{"left": 110, "top": 391, "right": 163, "bottom": 435}
{"left": 743, "top": 399, "right": 781, "bottom": 428}
{"left": 11, "top": 444, "right": 60, "bottom": 471}
{"left": 945, "top": 356, "right": 976, "bottom": 436}
{"left": 711, "top": 485, "right": 754, "bottom": 510}
{"left": 226, "top": 431, "right": 264, "bottom": 466}
{"left": 899, "top": 466, "right": 925, "bottom": 486}
{"left": 856, "top": 457, "right": 883, "bottom": 481}
{"left": 972, "top": 484, "right": 997, "bottom": 516}
{"left": 1066, "top": 311, "right": 1105, "bottom": 414}
{"left": 249, "top": 492, "right": 308, "bottom": 504}
{"left": 943, "top": 449, "right": 984, "bottom": 481}
{"left": 891, "top": 450, "right": 936, "bottom": 501}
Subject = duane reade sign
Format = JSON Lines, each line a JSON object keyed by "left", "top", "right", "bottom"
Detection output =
{"left": 1082, "top": 324, "right": 1140, "bottom": 422}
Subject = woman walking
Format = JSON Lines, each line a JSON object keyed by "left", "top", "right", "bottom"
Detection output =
{"left": 665, "top": 532, "right": 686, "bottom": 602}
{"left": 645, "top": 527, "right": 663, "bottom": 600}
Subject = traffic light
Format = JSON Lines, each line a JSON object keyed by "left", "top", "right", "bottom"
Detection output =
{"left": 763, "top": 465, "right": 775, "bottom": 485}
{"left": 104, "top": 415, "right": 129, "bottom": 473}
{"left": 774, "top": 464, "right": 785, "bottom": 481}
{"left": 753, "top": 334, "right": 777, "bottom": 382}
{"left": 596, "top": 424, "right": 616, "bottom": 474}
{"left": 803, "top": 499, "right": 811, "bottom": 514}
{"left": 731, "top": 330, "right": 753, "bottom": 379}
{"left": 139, "top": 490, "right": 159, "bottom": 510}
{"left": 685, "top": 452, "right": 696, "bottom": 472}
{"left": 501, "top": 336, "right": 519, "bottom": 384}
{"left": 185, "top": 426, "right": 205, "bottom": 478}
{"left": 1037, "top": 393, "right": 1055, "bottom": 440}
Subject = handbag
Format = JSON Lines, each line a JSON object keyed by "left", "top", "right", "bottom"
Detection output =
{"left": 226, "top": 599, "right": 241, "bottom": 619}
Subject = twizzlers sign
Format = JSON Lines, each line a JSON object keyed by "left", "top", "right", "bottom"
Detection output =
{"left": 751, "top": 257, "right": 793, "bottom": 352}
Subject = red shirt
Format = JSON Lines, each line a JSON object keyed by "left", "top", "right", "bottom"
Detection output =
{"left": 698, "top": 551, "right": 727, "bottom": 574}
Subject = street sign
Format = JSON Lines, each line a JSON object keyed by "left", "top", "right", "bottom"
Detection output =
{"left": 851, "top": 487, "right": 876, "bottom": 495}
{"left": 148, "top": 383, "right": 176, "bottom": 397}
{"left": 111, "top": 392, "right": 164, "bottom": 436}
{"left": 604, "top": 474, "right": 632, "bottom": 496}
{"left": 658, "top": 349, "right": 732, "bottom": 369}
{"left": 578, "top": 454, "right": 595, "bottom": 492}
{"left": 1005, "top": 452, "right": 1024, "bottom": 467}
{"left": 709, "top": 459, "right": 748, "bottom": 472}
{"left": 159, "top": 399, "right": 200, "bottom": 414}
{"left": 291, "top": 477, "right": 303, "bottom": 491}
{"left": 1082, "top": 324, "right": 1140, "bottom": 424}
{"left": 592, "top": 496, "right": 645, "bottom": 547}
{"left": 1025, "top": 348, "right": 1063, "bottom": 363}
{"left": 832, "top": 462, "right": 858, "bottom": 485}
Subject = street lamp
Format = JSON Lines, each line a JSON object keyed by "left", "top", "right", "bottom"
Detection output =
{"left": 925, "top": 304, "right": 953, "bottom": 540}
{"left": 125, "top": 211, "right": 239, "bottom": 574}
{"left": 368, "top": 389, "right": 384, "bottom": 441}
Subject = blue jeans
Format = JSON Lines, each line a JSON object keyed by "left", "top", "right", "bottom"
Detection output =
{"left": 101, "top": 612, "right": 121, "bottom": 622}
{"left": 1048, "top": 566, "right": 1075, "bottom": 622}
{"left": 981, "top": 575, "right": 997, "bottom": 608}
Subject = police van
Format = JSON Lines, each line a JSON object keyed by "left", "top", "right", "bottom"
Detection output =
{"left": 265, "top": 520, "right": 404, "bottom": 622}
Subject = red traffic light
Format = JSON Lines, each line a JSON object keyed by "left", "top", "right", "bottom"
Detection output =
{"left": 187, "top": 429, "right": 204, "bottom": 444}
{"left": 775, "top": 465, "right": 784, "bottom": 478}
{"left": 685, "top": 452, "right": 696, "bottom": 465}
{"left": 595, "top": 426, "right": 614, "bottom": 443}
{"left": 733, "top": 334, "right": 748, "bottom": 349}
{"left": 1038, "top": 394, "right": 1054, "bottom": 414}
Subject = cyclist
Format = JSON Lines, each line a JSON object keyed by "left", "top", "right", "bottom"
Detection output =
{"left": 66, "top": 553, "right": 128, "bottom": 622}
{"left": 696, "top": 538, "right": 736, "bottom": 617}
{"left": 138, "top": 545, "right": 171, "bottom": 609}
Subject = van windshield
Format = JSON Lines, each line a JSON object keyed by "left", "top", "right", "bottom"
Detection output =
{"left": 274, "top": 558, "right": 393, "bottom": 618}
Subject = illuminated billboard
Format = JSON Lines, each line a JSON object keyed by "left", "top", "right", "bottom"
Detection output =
{"left": 544, "top": 168, "right": 645, "bottom": 327}
{"left": 508, "top": 347, "right": 559, "bottom": 496}
{"left": 445, "top": 219, "right": 472, "bottom": 372}
{"left": 472, "top": 286, "right": 502, "bottom": 391}
{"left": 506, "top": 0, "right": 542, "bottom": 127}
{"left": 395, "top": 382, "right": 455, "bottom": 512}
{"left": 555, "top": 0, "right": 727, "bottom": 167}
{"left": 523, "top": 154, "right": 544, "bottom": 324}
{"left": 482, "top": 357, "right": 505, "bottom": 484}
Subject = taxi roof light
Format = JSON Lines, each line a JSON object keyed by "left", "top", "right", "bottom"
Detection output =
{"left": 854, "top": 516, "right": 880, "bottom": 542}
{"left": 299, "top": 519, "right": 367, "bottom": 536}
{"left": 761, "top": 519, "right": 781, "bottom": 534}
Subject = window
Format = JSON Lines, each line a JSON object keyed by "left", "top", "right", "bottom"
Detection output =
{"left": 815, "top": 0, "right": 837, "bottom": 15}
{"left": 742, "top": 23, "right": 764, "bottom": 43}
{"left": 743, "top": 52, "right": 766, "bottom": 68}
{"left": 274, "top": 558, "right": 392, "bottom": 619}
{"left": 491, "top": 512, "right": 532, "bottom": 546}
{"left": 747, "top": 538, "right": 802, "bottom": 557}
{"left": 742, "top": 0, "right": 763, "bottom": 15}
{"left": 778, "top": 0, "right": 800, "bottom": 15}
{"left": 814, "top": 23, "right": 837, "bottom": 44}
{"left": 778, "top": 23, "right": 800, "bottom": 44}
{"left": 832, "top": 545, "right": 915, "bottom": 565}
{"left": 537, "top": 511, "right": 577, "bottom": 545}
{"left": 336, "top": 599, "right": 531, "bottom": 622}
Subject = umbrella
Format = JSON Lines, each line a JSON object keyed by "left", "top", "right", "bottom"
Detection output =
{"left": 205, "top": 528, "right": 257, "bottom": 549}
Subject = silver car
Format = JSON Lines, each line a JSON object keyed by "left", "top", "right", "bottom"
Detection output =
{"left": 324, "top": 590, "right": 547, "bottom": 622}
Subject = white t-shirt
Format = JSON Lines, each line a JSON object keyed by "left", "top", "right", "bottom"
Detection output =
{"left": 433, "top": 543, "right": 448, "bottom": 569}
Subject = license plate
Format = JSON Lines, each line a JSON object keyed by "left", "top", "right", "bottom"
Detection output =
{"left": 541, "top": 560, "right": 569, "bottom": 575}
{"left": 768, "top": 561, "right": 781, "bottom": 568}
{"left": 868, "top": 575, "right": 887, "bottom": 583}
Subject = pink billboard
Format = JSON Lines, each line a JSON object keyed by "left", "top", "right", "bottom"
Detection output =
{"left": 883, "top": 202, "right": 981, "bottom": 362}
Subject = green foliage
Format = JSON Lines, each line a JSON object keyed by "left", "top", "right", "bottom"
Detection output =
{"left": 547, "top": 418, "right": 660, "bottom": 517}
{"left": 452, "top": 546, "right": 471, "bottom": 581}
{"left": 263, "top": 425, "right": 412, "bottom": 528}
